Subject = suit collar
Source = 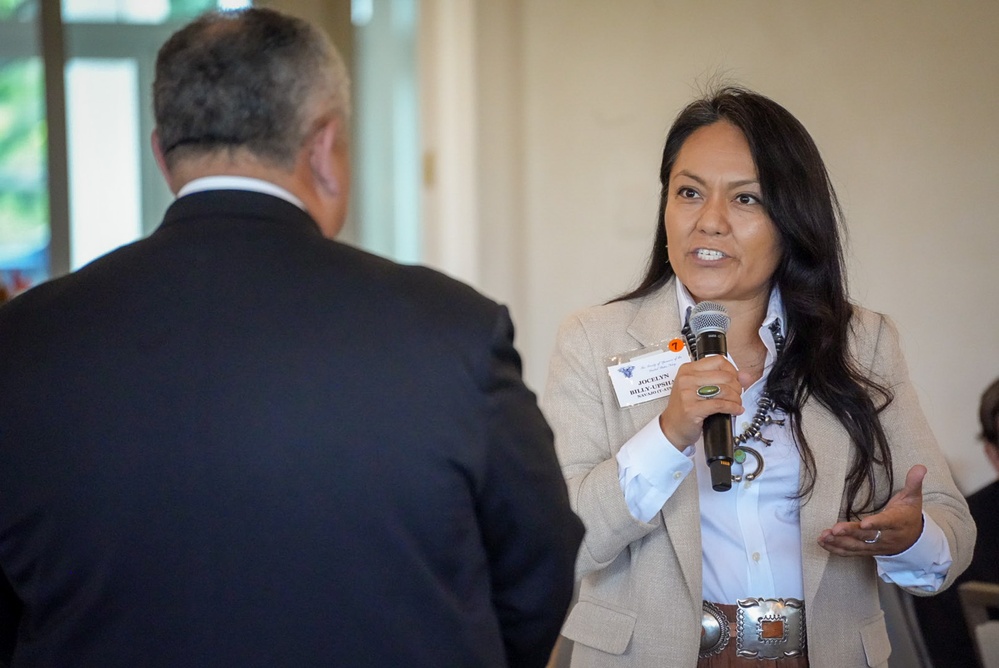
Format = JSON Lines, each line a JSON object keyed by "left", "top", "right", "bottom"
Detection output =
{"left": 176, "top": 176, "right": 306, "bottom": 211}
{"left": 159, "top": 189, "right": 324, "bottom": 238}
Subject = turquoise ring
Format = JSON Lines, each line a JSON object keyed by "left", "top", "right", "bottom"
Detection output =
{"left": 696, "top": 385, "right": 721, "bottom": 399}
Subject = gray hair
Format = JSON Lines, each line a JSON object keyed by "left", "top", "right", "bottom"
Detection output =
{"left": 153, "top": 8, "right": 350, "bottom": 170}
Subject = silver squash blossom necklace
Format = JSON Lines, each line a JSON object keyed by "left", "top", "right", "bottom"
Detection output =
{"left": 681, "top": 318, "right": 786, "bottom": 482}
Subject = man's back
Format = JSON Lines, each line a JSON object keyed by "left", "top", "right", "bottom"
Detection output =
{"left": 0, "top": 190, "right": 581, "bottom": 666}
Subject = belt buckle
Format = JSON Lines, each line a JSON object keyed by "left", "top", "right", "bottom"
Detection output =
{"left": 699, "top": 601, "right": 730, "bottom": 657}
{"left": 735, "top": 597, "right": 806, "bottom": 659}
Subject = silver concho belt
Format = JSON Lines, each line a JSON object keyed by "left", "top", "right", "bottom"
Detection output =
{"left": 699, "top": 597, "right": 806, "bottom": 660}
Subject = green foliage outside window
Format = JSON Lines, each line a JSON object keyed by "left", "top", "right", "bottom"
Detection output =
{"left": 0, "top": 59, "right": 47, "bottom": 276}
{"left": 0, "top": 0, "right": 29, "bottom": 21}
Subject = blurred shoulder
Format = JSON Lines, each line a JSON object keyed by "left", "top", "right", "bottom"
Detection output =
{"left": 334, "top": 247, "right": 506, "bottom": 338}
{"left": 967, "top": 479, "right": 999, "bottom": 520}
{"left": 0, "top": 271, "right": 82, "bottom": 331}
{"left": 335, "top": 244, "right": 497, "bottom": 307}
{"left": 392, "top": 261, "right": 502, "bottom": 323}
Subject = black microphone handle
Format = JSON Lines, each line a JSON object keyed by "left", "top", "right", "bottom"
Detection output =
{"left": 703, "top": 413, "right": 734, "bottom": 492}
{"left": 696, "top": 329, "right": 733, "bottom": 492}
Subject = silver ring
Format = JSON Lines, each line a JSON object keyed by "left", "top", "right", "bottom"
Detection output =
{"left": 863, "top": 529, "right": 882, "bottom": 544}
{"left": 697, "top": 385, "right": 721, "bottom": 399}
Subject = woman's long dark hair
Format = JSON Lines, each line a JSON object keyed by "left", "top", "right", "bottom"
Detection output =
{"left": 616, "top": 87, "right": 894, "bottom": 519}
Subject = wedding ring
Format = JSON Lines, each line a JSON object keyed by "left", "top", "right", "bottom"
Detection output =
{"left": 863, "top": 529, "right": 882, "bottom": 544}
{"left": 697, "top": 385, "right": 721, "bottom": 399}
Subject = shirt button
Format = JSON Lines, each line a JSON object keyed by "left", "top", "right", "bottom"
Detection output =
{"left": 752, "top": 552, "right": 761, "bottom": 562}
{"left": 673, "top": 471, "right": 683, "bottom": 480}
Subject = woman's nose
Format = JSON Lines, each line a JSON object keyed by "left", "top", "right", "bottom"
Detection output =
{"left": 696, "top": 196, "right": 730, "bottom": 235}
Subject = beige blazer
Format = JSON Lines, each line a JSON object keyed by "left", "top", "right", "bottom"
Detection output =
{"left": 542, "top": 280, "right": 975, "bottom": 668}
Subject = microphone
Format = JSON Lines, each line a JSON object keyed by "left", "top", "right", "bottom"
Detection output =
{"left": 689, "top": 301, "right": 733, "bottom": 492}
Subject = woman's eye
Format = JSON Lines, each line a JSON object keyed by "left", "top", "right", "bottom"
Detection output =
{"left": 677, "top": 187, "right": 699, "bottom": 199}
{"left": 736, "top": 193, "right": 760, "bottom": 205}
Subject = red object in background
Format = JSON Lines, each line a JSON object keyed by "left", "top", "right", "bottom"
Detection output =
{"left": 11, "top": 270, "right": 31, "bottom": 292}
{"left": 0, "top": 270, "right": 33, "bottom": 303}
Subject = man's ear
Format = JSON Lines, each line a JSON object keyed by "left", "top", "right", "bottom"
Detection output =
{"left": 309, "top": 117, "right": 343, "bottom": 196}
{"left": 150, "top": 129, "right": 178, "bottom": 194}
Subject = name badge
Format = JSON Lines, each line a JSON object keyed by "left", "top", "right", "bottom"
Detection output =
{"left": 607, "top": 338, "right": 691, "bottom": 408}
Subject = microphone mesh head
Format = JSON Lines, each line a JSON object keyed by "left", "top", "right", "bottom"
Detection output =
{"left": 690, "top": 301, "right": 730, "bottom": 335}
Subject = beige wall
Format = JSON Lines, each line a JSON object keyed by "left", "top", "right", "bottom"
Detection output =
{"left": 264, "top": 1, "right": 999, "bottom": 492}
{"left": 459, "top": 1, "right": 999, "bottom": 494}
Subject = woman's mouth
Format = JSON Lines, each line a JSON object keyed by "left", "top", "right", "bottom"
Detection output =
{"left": 694, "top": 248, "right": 727, "bottom": 261}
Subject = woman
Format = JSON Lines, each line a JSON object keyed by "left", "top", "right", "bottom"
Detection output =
{"left": 543, "top": 87, "right": 974, "bottom": 668}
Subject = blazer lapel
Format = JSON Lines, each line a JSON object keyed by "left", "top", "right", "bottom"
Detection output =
{"left": 799, "top": 399, "right": 851, "bottom": 604}
{"left": 620, "top": 280, "right": 684, "bottom": 441}
{"left": 625, "top": 279, "right": 703, "bottom": 604}
{"left": 662, "top": 471, "right": 704, "bottom": 606}
{"left": 626, "top": 278, "right": 683, "bottom": 348}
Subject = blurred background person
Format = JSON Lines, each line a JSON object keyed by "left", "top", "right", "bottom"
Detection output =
{"left": 543, "top": 87, "right": 974, "bottom": 668}
{"left": 913, "top": 377, "right": 999, "bottom": 667}
{"left": 0, "top": 8, "right": 581, "bottom": 667}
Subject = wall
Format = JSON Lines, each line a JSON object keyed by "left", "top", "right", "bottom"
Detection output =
{"left": 464, "top": 0, "right": 999, "bottom": 494}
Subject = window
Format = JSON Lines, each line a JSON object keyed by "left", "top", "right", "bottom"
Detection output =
{"left": 353, "top": 0, "right": 421, "bottom": 263}
{"left": 0, "top": 0, "right": 249, "bottom": 296}
{"left": 1, "top": 0, "right": 421, "bottom": 300}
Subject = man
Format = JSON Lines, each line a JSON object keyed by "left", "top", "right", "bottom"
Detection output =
{"left": 0, "top": 9, "right": 582, "bottom": 667}
{"left": 913, "top": 378, "right": 999, "bottom": 668}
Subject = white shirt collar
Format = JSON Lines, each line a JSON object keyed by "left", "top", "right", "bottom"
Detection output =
{"left": 176, "top": 176, "right": 305, "bottom": 211}
{"left": 673, "top": 279, "right": 787, "bottom": 355}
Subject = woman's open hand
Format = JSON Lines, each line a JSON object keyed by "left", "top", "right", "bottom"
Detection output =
{"left": 817, "top": 464, "right": 926, "bottom": 557}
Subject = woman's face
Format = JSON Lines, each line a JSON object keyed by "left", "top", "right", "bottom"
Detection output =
{"left": 665, "top": 121, "right": 782, "bottom": 311}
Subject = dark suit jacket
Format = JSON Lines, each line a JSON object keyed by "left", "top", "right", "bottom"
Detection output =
{"left": 0, "top": 190, "right": 583, "bottom": 667}
{"left": 914, "top": 479, "right": 998, "bottom": 668}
